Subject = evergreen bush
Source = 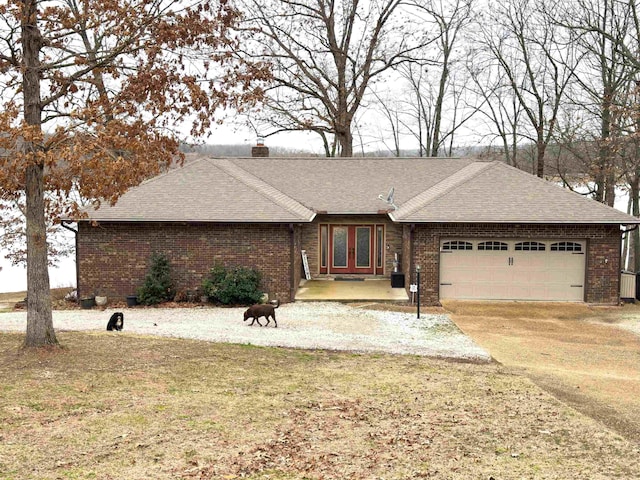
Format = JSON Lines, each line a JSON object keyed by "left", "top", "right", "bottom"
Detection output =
{"left": 202, "top": 264, "right": 262, "bottom": 305}
{"left": 137, "top": 253, "right": 174, "bottom": 305}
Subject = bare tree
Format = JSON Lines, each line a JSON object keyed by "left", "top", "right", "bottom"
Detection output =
{"left": 553, "top": 0, "right": 638, "bottom": 206}
{"left": 237, "top": 0, "right": 432, "bottom": 157}
{"left": 409, "top": 0, "right": 475, "bottom": 156}
{"left": 608, "top": 82, "right": 640, "bottom": 270}
{"left": 369, "top": 0, "right": 479, "bottom": 157}
{"left": 466, "top": 60, "right": 526, "bottom": 167}
{"left": 371, "top": 90, "right": 403, "bottom": 156}
{"left": 471, "top": 0, "right": 580, "bottom": 177}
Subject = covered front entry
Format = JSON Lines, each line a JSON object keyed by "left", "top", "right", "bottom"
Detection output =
{"left": 296, "top": 278, "right": 409, "bottom": 301}
{"left": 439, "top": 238, "right": 586, "bottom": 301}
{"left": 329, "top": 225, "right": 374, "bottom": 274}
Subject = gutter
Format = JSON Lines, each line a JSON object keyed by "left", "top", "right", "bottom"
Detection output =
{"left": 61, "top": 220, "right": 80, "bottom": 299}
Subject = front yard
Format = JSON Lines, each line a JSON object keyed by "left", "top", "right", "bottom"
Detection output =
{"left": 0, "top": 329, "right": 638, "bottom": 479}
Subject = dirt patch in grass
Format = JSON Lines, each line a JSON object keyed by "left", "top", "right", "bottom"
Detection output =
{"left": 1, "top": 331, "right": 638, "bottom": 479}
{"left": 445, "top": 301, "right": 640, "bottom": 445}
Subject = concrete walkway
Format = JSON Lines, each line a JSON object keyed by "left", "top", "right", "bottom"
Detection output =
{"left": 295, "top": 278, "right": 409, "bottom": 302}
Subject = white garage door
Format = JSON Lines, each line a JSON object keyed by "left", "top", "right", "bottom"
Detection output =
{"left": 439, "top": 239, "right": 585, "bottom": 301}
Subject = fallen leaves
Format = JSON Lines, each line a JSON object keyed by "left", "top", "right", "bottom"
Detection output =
{"left": 0, "top": 332, "right": 638, "bottom": 479}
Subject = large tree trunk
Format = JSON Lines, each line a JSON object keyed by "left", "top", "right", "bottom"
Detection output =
{"left": 598, "top": 89, "right": 616, "bottom": 206}
{"left": 337, "top": 127, "right": 353, "bottom": 157}
{"left": 430, "top": 58, "right": 449, "bottom": 157}
{"left": 536, "top": 125, "right": 546, "bottom": 178}
{"left": 21, "top": 0, "right": 56, "bottom": 347}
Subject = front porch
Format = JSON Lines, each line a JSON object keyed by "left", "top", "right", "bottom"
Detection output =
{"left": 295, "top": 277, "right": 409, "bottom": 302}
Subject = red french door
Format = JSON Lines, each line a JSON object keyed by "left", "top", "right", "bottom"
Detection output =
{"left": 329, "top": 225, "right": 374, "bottom": 274}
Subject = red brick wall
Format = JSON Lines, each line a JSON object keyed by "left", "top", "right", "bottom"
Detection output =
{"left": 292, "top": 224, "right": 302, "bottom": 298}
{"left": 407, "top": 223, "right": 621, "bottom": 305}
{"left": 78, "top": 222, "right": 295, "bottom": 303}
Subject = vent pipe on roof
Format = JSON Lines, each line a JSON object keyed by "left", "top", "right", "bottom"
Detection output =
{"left": 251, "top": 137, "right": 269, "bottom": 157}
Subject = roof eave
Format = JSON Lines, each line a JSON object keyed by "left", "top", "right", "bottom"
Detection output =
{"left": 393, "top": 218, "right": 640, "bottom": 224}
{"left": 76, "top": 216, "right": 316, "bottom": 223}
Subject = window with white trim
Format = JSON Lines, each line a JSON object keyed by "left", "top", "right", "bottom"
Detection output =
{"left": 551, "top": 241, "right": 582, "bottom": 252}
{"left": 442, "top": 240, "right": 473, "bottom": 251}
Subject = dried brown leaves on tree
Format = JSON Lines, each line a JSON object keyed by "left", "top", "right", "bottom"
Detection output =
{"left": 0, "top": 0, "right": 270, "bottom": 346}
{"left": 0, "top": 0, "right": 268, "bottom": 217}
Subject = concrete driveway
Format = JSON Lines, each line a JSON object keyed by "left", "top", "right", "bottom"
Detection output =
{"left": 445, "top": 301, "right": 640, "bottom": 444}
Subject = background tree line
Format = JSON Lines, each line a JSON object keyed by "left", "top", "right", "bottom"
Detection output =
{"left": 235, "top": 0, "right": 640, "bottom": 268}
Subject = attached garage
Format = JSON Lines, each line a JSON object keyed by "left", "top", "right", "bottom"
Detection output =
{"left": 439, "top": 239, "right": 586, "bottom": 301}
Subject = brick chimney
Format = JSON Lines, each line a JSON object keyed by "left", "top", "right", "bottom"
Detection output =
{"left": 251, "top": 137, "right": 269, "bottom": 157}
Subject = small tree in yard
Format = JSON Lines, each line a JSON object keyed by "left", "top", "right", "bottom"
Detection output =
{"left": 137, "top": 254, "right": 174, "bottom": 306}
{"left": 0, "top": 0, "right": 269, "bottom": 347}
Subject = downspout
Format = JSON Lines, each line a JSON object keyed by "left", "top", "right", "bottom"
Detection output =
{"left": 61, "top": 220, "right": 79, "bottom": 299}
{"left": 621, "top": 225, "right": 639, "bottom": 272}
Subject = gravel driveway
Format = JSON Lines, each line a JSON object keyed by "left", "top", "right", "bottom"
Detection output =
{"left": 0, "top": 302, "right": 490, "bottom": 361}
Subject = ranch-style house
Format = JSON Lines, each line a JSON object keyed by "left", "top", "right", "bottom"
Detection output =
{"left": 70, "top": 147, "right": 640, "bottom": 305}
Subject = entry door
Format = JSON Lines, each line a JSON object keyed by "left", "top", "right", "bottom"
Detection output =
{"left": 330, "top": 225, "right": 374, "bottom": 274}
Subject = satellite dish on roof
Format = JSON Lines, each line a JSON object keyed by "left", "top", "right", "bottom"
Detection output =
{"left": 378, "top": 186, "right": 397, "bottom": 210}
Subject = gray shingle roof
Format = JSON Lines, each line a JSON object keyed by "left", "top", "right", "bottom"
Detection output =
{"left": 79, "top": 157, "right": 640, "bottom": 225}
{"left": 391, "top": 161, "right": 638, "bottom": 224}
{"left": 82, "top": 157, "right": 315, "bottom": 222}
{"left": 230, "top": 157, "right": 476, "bottom": 213}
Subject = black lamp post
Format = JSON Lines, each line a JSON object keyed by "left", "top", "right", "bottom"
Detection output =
{"left": 416, "top": 265, "right": 421, "bottom": 319}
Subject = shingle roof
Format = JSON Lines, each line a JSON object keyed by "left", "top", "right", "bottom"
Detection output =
{"left": 230, "top": 157, "right": 476, "bottom": 213}
{"left": 79, "top": 157, "right": 640, "bottom": 225}
{"left": 390, "top": 162, "right": 495, "bottom": 221}
{"left": 81, "top": 157, "right": 315, "bottom": 222}
{"left": 391, "top": 161, "right": 638, "bottom": 224}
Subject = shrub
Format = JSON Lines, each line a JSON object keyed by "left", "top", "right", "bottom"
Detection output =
{"left": 201, "top": 264, "right": 226, "bottom": 301}
{"left": 137, "top": 253, "right": 174, "bottom": 305}
{"left": 202, "top": 264, "right": 263, "bottom": 305}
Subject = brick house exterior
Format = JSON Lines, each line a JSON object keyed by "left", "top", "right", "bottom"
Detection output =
{"left": 72, "top": 156, "right": 639, "bottom": 306}
{"left": 78, "top": 222, "right": 302, "bottom": 303}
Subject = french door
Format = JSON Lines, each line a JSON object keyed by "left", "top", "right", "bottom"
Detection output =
{"left": 329, "top": 225, "right": 374, "bottom": 274}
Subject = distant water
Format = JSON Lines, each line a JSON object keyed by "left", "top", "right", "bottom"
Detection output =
{"left": 0, "top": 225, "right": 77, "bottom": 293}
{"left": 0, "top": 254, "right": 76, "bottom": 293}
